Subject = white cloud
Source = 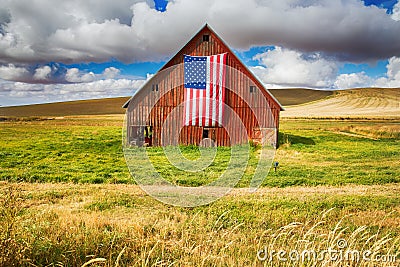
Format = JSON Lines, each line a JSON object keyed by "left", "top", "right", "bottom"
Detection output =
{"left": 387, "top": 56, "right": 400, "bottom": 80}
{"left": 334, "top": 72, "right": 372, "bottom": 89}
{"left": 251, "top": 47, "right": 339, "bottom": 88}
{"left": 65, "top": 68, "right": 95, "bottom": 83}
{"left": 33, "top": 66, "right": 52, "bottom": 80}
{"left": 0, "top": 64, "right": 126, "bottom": 84}
{"left": 0, "top": 78, "right": 146, "bottom": 105}
{"left": 374, "top": 56, "right": 400, "bottom": 87}
{"left": 51, "top": 78, "right": 144, "bottom": 96}
{"left": 251, "top": 49, "right": 400, "bottom": 89}
{"left": 335, "top": 57, "right": 400, "bottom": 89}
{"left": 1, "top": 0, "right": 400, "bottom": 105}
{"left": 392, "top": 1, "right": 400, "bottom": 21}
{"left": 103, "top": 67, "right": 121, "bottom": 79}
{"left": 0, "top": 0, "right": 400, "bottom": 65}
{"left": 0, "top": 64, "right": 29, "bottom": 81}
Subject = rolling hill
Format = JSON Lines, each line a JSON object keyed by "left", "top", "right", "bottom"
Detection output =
{"left": 0, "top": 97, "right": 130, "bottom": 117}
{"left": 268, "top": 88, "right": 333, "bottom": 106}
{"left": 0, "top": 88, "right": 398, "bottom": 117}
{"left": 281, "top": 88, "right": 400, "bottom": 118}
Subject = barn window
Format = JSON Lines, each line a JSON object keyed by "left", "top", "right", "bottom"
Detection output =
{"left": 202, "top": 34, "right": 210, "bottom": 42}
{"left": 250, "top": 85, "right": 256, "bottom": 93}
{"left": 152, "top": 84, "right": 159, "bottom": 92}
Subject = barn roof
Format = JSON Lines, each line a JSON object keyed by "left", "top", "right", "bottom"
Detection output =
{"left": 123, "top": 24, "right": 283, "bottom": 110}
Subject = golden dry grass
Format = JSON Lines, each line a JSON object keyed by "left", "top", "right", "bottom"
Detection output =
{"left": 0, "top": 97, "right": 130, "bottom": 117}
{"left": 282, "top": 88, "right": 400, "bottom": 118}
{"left": 268, "top": 89, "right": 333, "bottom": 106}
{"left": 1, "top": 182, "right": 399, "bottom": 266}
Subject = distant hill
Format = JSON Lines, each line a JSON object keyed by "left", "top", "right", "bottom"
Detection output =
{"left": 268, "top": 88, "right": 333, "bottom": 106}
{"left": 0, "top": 97, "right": 130, "bottom": 117}
{"left": 1, "top": 89, "right": 328, "bottom": 117}
{"left": 0, "top": 88, "right": 398, "bottom": 117}
{"left": 282, "top": 88, "right": 400, "bottom": 118}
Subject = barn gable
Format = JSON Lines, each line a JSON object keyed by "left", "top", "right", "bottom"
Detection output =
{"left": 123, "top": 24, "right": 283, "bottom": 111}
{"left": 124, "top": 24, "right": 282, "bottom": 147}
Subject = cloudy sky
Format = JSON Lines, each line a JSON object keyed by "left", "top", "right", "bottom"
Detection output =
{"left": 0, "top": 0, "right": 400, "bottom": 106}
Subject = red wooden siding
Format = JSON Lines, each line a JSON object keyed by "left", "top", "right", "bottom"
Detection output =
{"left": 126, "top": 25, "right": 281, "bottom": 147}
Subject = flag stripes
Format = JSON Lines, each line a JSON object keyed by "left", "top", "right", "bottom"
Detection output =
{"left": 184, "top": 53, "right": 227, "bottom": 127}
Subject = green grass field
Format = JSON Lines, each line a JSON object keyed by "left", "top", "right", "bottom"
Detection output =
{"left": 1, "top": 95, "right": 399, "bottom": 266}
{"left": 1, "top": 116, "right": 399, "bottom": 187}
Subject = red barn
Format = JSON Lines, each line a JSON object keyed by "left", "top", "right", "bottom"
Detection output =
{"left": 123, "top": 24, "right": 283, "bottom": 148}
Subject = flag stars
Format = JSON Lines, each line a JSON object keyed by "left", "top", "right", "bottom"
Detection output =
{"left": 184, "top": 55, "right": 207, "bottom": 89}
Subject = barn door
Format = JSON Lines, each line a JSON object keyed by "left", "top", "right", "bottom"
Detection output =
{"left": 128, "top": 126, "right": 154, "bottom": 147}
{"left": 201, "top": 128, "right": 217, "bottom": 147}
{"left": 203, "top": 128, "right": 217, "bottom": 140}
{"left": 129, "top": 126, "right": 145, "bottom": 146}
{"left": 208, "top": 128, "right": 216, "bottom": 141}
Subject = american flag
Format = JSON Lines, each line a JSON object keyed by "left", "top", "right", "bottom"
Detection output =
{"left": 183, "top": 53, "right": 227, "bottom": 127}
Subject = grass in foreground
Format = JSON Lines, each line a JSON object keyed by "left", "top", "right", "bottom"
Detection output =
{"left": 1, "top": 182, "right": 399, "bottom": 266}
{"left": 0, "top": 116, "right": 399, "bottom": 187}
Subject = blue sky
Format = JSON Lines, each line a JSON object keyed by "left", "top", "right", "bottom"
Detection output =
{"left": 363, "top": 0, "right": 398, "bottom": 11}
{"left": 0, "top": 0, "right": 400, "bottom": 106}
